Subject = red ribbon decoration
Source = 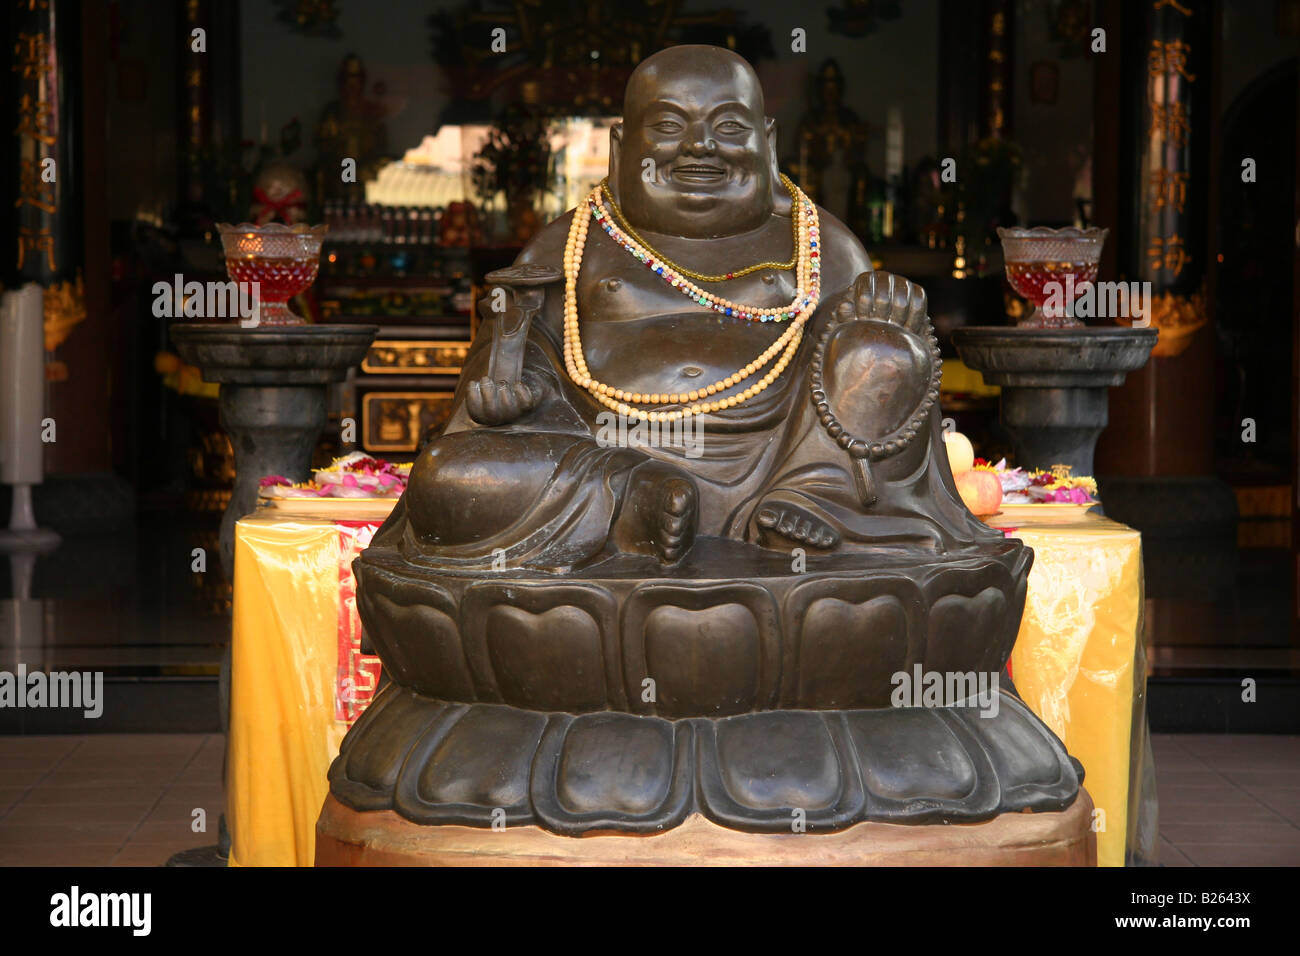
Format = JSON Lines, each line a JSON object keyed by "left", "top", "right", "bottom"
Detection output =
{"left": 252, "top": 186, "right": 306, "bottom": 224}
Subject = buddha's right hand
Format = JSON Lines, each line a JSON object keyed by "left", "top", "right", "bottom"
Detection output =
{"left": 466, "top": 376, "right": 538, "bottom": 426}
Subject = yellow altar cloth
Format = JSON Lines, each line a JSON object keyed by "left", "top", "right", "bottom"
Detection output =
{"left": 987, "top": 511, "right": 1146, "bottom": 868}
{"left": 227, "top": 505, "right": 1144, "bottom": 867}
{"left": 226, "top": 506, "right": 390, "bottom": 868}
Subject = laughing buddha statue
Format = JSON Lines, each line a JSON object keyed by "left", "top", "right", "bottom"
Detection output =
{"left": 325, "top": 46, "right": 1087, "bottom": 859}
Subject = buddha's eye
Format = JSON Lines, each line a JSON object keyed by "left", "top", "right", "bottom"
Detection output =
{"left": 716, "top": 120, "right": 749, "bottom": 134}
{"left": 651, "top": 120, "right": 683, "bottom": 133}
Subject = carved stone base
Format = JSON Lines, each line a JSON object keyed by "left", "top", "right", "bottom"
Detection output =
{"left": 339, "top": 537, "right": 1080, "bottom": 835}
{"left": 315, "top": 790, "right": 1096, "bottom": 866}
{"left": 355, "top": 535, "right": 1031, "bottom": 715}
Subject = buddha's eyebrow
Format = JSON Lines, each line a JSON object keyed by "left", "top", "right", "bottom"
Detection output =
{"left": 642, "top": 99, "right": 689, "bottom": 116}
{"left": 708, "top": 101, "right": 754, "bottom": 118}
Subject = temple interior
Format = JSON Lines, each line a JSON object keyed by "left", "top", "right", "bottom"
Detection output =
{"left": 1, "top": 0, "right": 1298, "bottom": 874}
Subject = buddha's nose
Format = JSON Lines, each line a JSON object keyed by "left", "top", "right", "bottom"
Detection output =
{"left": 682, "top": 130, "right": 717, "bottom": 156}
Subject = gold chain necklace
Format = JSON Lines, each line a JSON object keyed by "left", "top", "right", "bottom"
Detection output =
{"left": 590, "top": 190, "right": 810, "bottom": 322}
{"left": 563, "top": 184, "right": 822, "bottom": 422}
{"left": 599, "top": 174, "right": 801, "bottom": 282}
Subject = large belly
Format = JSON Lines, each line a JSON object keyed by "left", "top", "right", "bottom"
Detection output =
{"left": 578, "top": 311, "right": 789, "bottom": 398}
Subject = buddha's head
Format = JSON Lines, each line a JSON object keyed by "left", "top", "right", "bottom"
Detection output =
{"left": 610, "top": 45, "right": 780, "bottom": 239}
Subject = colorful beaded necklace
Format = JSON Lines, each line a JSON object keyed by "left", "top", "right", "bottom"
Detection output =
{"left": 563, "top": 183, "right": 822, "bottom": 422}
{"left": 588, "top": 187, "right": 818, "bottom": 322}
{"left": 598, "top": 174, "right": 802, "bottom": 281}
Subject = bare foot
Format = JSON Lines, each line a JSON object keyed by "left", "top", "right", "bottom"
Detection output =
{"left": 655, "top": 477, "right": 697, "bottom": 562}
{"left": 756, "top": 500, "right": 840, "bottom": 550}
{"left": 612, "top": 463, "right": 699, "bottom": 564}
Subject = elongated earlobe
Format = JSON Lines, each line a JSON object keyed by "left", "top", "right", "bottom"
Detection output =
{"left": 766, "top": 118, "right": 781, "bottom": 191}
{"left": 608, "top": 122, "right": 624, "bottom": 200}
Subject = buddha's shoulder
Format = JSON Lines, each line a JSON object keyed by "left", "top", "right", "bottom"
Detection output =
{"left": 517, "top": 210, "right": 577, "bottom": 266}
{"left": 813, "top": 207, "right": 873, "bottom": 285}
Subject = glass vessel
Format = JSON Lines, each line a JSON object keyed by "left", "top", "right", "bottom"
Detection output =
{"left": 997, "top": 226, "right": 1108, "bottom": 329}
{"left": 217, "top": 222, "right": 329, "bottom": 327}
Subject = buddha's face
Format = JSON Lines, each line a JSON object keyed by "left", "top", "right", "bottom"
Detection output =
{"left": 612, "top": 48, "right": 778, "bottom": 239}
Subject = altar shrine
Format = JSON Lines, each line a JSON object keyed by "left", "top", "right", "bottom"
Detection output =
{"left": 2, "top": 0, "right": 1296, "bottom": 879}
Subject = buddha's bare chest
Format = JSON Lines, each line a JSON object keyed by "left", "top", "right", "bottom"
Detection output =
{"left": 571, "top": 239, "right": 800, "bottom": 394}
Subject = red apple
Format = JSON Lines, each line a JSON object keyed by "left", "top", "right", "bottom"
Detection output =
{"left": 955, "top": 469, "right": 1003, "bottom": 516}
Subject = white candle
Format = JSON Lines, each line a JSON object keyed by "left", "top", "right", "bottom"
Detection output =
{"left": 0, "top": 284, "right": 45, "bottom": 487}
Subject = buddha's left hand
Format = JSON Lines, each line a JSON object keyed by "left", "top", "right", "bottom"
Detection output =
{"left": 832, "top": 270, "right": 928, "bottom": 335}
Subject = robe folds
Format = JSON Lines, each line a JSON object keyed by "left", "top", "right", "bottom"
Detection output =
{"left": 382, "top": 303, "right": 999, "bottom": 573}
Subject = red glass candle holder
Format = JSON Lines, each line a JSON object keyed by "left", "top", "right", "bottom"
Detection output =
{"left": 997, "top": 226, "right": 1108, "bottom": 329}
{"left": 217, "top": 222, "right": 328, "bottom": 327}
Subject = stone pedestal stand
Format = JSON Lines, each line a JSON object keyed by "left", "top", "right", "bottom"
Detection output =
{"left": 952, "top": 327, "right": 1158, "bottom": 476}
{"left": 170, "top": 325, "right": 378, "bottom": 578}
{"left": 168, "top": 324, "right": 377, "bottom": 866}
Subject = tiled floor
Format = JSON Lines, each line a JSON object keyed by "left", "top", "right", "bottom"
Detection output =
{"left": 0, "top": 733, "right": 224, "bottom": 866}
{"left": 1153, "top": 733, "right": 1300, "bottom": 866}
{"left": 0, "top": 731, "right": 1296, "bottom": 865}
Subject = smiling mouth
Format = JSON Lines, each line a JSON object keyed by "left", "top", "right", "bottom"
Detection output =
{"left": 672, "top": 163, "right": 727, "bottom": 185}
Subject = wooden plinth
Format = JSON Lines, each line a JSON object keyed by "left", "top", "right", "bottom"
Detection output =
{"left": 315, "top": 790, "right": 1096, "bottom": 866}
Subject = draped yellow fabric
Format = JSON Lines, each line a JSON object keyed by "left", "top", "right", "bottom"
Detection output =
{"left": 992, "top": 512, "right": 1145, "bottom": 868}
{"left": 227, "top": 506, "right": 1143, "bottom": 867}
{"left": 227, "top": 514, "right": 357, "bottom": 868}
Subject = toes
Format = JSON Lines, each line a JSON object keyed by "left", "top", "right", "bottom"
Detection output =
{"left": 656, "top": 477, "right": 696, "bottom": 564}
{"left": 662, "top": 478, "right": 694, "bottom": 517}
{"left": 661, "top": 512, "right": 687, "bottom": 536}
{"left": 756, "top": 500, "right": 842, "bottom": 551}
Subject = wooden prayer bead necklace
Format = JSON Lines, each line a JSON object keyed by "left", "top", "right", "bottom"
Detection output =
{"left": 563, "top": 183, "right": 822, "bottom": 422}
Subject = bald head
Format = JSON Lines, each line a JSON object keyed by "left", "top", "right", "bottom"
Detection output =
{"left": 611, "top": 45, "right": 779, "bottom": 239}
{"left": 624, "top": 46, "right": 767, "bottom": 121}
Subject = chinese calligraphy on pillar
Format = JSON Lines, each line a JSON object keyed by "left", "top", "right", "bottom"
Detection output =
{"left": 1144, "top": 6, "right": 1196, "bottom": 281}
{"left": 7, "top": 0, "right": 87, "bottom": 380}
{"left": 12, "top": 7, "right": 59, "bottom": 276}
{"left": 984, "top": 1, "right": 1011, "bottom": 139}
{"left": 1134, "top": 0, "right": 1210, "bottom": 355}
